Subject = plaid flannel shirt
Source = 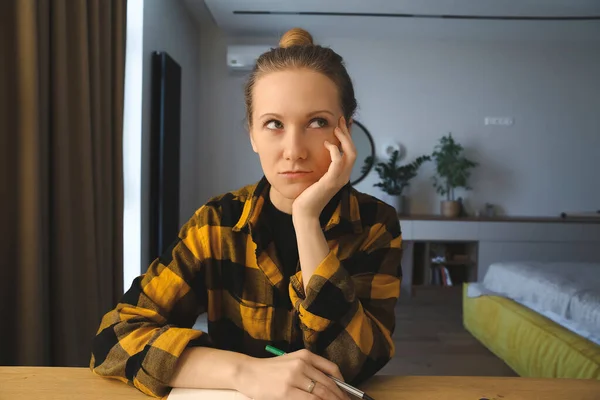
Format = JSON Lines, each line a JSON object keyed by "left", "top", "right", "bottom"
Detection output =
{"left": 90, "top": 176, "right": 403, "bottom": 398}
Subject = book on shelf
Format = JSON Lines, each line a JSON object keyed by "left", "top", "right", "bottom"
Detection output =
{"left": 430, "top": 266, "right": 453, "bottom": 286}
{"left": 441, "top": 266, "right": 453, "bottom": 286}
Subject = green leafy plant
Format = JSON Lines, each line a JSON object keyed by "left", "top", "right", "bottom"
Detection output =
{"left": 431, "top": 133, "right": 478, "bottom": 201}
{"left": 365, "top": 151, "right": 431, "bottom": 196}
{"left": 360, "top": 155, "right": 374, "bottom": 177}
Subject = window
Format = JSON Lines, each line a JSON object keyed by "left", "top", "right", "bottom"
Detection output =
{"left": 122, "top": 0, "right": 144, "bottom": 291}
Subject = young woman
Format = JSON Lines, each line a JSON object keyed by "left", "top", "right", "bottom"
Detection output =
{"left": 91, "top": 28, "right": 403, "bottom": 400}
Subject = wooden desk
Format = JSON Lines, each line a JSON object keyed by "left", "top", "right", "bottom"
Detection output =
{"left": 1, "top": 367, "right": 598, "bottom": 399}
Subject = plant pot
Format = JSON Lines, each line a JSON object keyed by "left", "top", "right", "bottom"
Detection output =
{"left": 382, "top": 194, "right": 407, "bottom": 216}
{"left": 440, "top": 200, "right": 460, "bottom": 217}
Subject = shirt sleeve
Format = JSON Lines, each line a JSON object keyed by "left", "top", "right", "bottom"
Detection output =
{"left": 289, "top": 205, "right": 402, "bottom": 384}
{"left": 90, "top": 207, "right": 214, "bottom": 398}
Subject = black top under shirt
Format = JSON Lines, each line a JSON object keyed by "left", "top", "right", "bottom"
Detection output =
{"left": 263, "top": 195, "right": 299, "bottom": 279}
{"left": 262, "top": 189, "right": 344, "bottom": 352}
{"left": 263, "top": 189, "right": 344, "bottom": 281}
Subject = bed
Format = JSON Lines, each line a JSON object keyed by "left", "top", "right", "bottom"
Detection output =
{"left": 463, "top": 261, "right": 600, "bottom": 380}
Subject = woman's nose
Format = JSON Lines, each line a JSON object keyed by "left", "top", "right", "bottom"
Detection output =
{"left": 282, "top": 128, "right": 308, "bottom": 161}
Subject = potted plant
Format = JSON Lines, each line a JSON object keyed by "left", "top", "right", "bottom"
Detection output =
{"left": 431, "top": 133, "right": 478, "bottom": 217}
{"left": 364, "top": 151, "right": 431, "bottom": 215}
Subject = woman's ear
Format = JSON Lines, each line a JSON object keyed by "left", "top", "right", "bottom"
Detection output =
{"left": 250, "top": 134, "right": 258, "bottom": 153}
{"left": 248, "top": 125, "right": 258, "bottom": 153}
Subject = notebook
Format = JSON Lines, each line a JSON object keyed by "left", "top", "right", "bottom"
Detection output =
{"left": 167, "top": 388, "right": 252, "bottom": 399}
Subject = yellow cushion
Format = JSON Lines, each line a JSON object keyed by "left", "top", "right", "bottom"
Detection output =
{"left": 463, "top": 283, "right": 600, "bottom": 380}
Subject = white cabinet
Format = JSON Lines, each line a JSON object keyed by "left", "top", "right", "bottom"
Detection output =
{"left": 399, "top": 217, "right": 600, "bottom": 296}
{"left": 410, "top": 221, "right": 480, "bottom": 241}
{"left": 478, "top": 222, "right": 593, "bottom": 242}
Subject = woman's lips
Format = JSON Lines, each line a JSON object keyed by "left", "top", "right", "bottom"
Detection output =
{"left": 279, "top": 171, "right": 312, "bottom": 179}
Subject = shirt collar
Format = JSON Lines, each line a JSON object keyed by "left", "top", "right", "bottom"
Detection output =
{"left": 232, "top": 176, "right": 363, "bottom": 235}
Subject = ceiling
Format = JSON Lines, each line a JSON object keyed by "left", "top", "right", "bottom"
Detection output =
{"left": 186, "top": 0, "right": 600, "bottom": 42}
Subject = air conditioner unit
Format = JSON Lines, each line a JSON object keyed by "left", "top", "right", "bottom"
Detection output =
{"left": 226, "top": 45, "right": 272, "bottom": 72}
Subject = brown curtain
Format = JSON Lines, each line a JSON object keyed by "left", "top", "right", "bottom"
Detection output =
{"left": 0, "top": 0, "right": 126, "bottom": 366}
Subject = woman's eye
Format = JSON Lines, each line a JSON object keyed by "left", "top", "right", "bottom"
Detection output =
{"left": 308, "top": 118, "right": 328, "bottom": 129}
{"left": 265, "top": 120, "right": 283, "bottom": 130}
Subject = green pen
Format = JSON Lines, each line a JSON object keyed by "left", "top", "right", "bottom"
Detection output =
{"left": 265, "top": 345, "right": 375, "bottom": 400}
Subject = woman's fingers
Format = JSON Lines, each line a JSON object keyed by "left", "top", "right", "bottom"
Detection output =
{"left": 303, "top": 367, "right": 349, "bottom": 400}
{"left": 293, "top": 375, "right": 345, "bottom": 400}
{"left": 294, "top": 349, "right": 344, "bottom": 381}
{"left": 339, "top": 116, "right": 351, "bottom": 136}
{"left": 301, "top": 350, "right": 345, "bottom": 382}
{"left": 331, "top": 130, "right": 354, "bottom": 184}
{"left": 323, "top": 140, "right": 344, "bottom": 182}
{"left": 288, "top": 350, "right": 348, "bottom": 400}
{"left": 324, "top": 140, "right": 342, "bottom": 162}
{"left": 333, "top": 128, "right": 355, "bottom": 161}
{"left": 292, "top": 387, "right": 319, "bottom": 400}
{"left": 335, "top": 120, "right": 357, "bottom": 162}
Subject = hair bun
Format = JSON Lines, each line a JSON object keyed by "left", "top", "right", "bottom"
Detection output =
{"left": 279, "top": 27, "right": 314, "bottom": 48}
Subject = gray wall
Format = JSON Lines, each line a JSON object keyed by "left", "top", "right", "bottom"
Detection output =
{"left": 141, "top": 0, "right": 199, "bottom": 271}
{"left": 194, "top": 8, "right": 261, "bottom": 203}
{"left": 137, "top": 1, "right": 600, "bottom": 280}
{"left": 194, "top": 31, "right": 600, "bottom": 218}
{"left": 334, "top": 37, "right": 600, "bottom": 217}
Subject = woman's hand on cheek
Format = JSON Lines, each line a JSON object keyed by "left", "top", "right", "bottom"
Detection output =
{"left": 292, "top": 116, "right": 357, "bottom": 221}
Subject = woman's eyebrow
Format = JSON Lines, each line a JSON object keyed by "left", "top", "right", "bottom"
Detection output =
{"left": 307, "top": 110, "right": 334, "bottom": 117}
{"left": 259, "top": 113, "right": 283, "bottom": 119}
{"left": 259, "top": 110, "right": 334, "bottom": 119}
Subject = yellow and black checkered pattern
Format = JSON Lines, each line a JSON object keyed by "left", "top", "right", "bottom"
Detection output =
{"left": 90, "top": 176, "right": 403, "bottom": 398}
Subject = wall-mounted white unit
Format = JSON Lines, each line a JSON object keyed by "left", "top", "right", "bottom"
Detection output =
{"left": 226, "top": 45, "right": 272, "bottom": 72}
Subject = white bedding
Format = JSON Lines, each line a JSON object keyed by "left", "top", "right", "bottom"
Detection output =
{"left": 467, "top": 261, "right": 600, "bottom": 345}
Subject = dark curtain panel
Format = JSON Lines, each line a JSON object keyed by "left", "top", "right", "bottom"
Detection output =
{"left": 0, "top": 0, "right": 126, "bottom": 366}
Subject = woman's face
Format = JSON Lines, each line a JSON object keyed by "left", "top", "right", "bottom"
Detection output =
{"left": 249, "top": 68, "right": 346, "bottom": 204}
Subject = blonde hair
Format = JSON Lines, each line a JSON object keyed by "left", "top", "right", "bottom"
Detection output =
{"left": 244, "top": 27, "right": 357, "bottom": 128}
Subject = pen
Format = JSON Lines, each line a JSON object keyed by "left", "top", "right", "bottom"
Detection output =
{"left": 265, "top": 345, "right": 375, "bottom": 400}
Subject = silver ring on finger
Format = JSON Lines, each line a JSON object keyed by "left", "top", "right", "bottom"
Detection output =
{"left": 307, "top": 379, "right": 316, "bottom": 394}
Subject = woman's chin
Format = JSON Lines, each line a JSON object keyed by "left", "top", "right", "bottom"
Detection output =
{"left": 271, "top": 181, "right": 313, "bottom": 200}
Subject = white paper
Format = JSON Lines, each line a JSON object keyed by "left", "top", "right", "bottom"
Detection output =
{"left": 168, "top": 388, "right": 252, "bottom": 400}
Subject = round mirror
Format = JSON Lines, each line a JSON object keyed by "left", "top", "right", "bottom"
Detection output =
{"left": 350, "top": 120, "right": 375, "bottom": 185}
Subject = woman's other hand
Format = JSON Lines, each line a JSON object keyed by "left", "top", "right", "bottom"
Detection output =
{"left": 236, "top": 349, "right": 350, "bottom": 400}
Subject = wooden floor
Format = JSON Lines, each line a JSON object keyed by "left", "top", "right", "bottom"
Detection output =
{"left": 377, "top": 286, "right": 517, "bottom": 377}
